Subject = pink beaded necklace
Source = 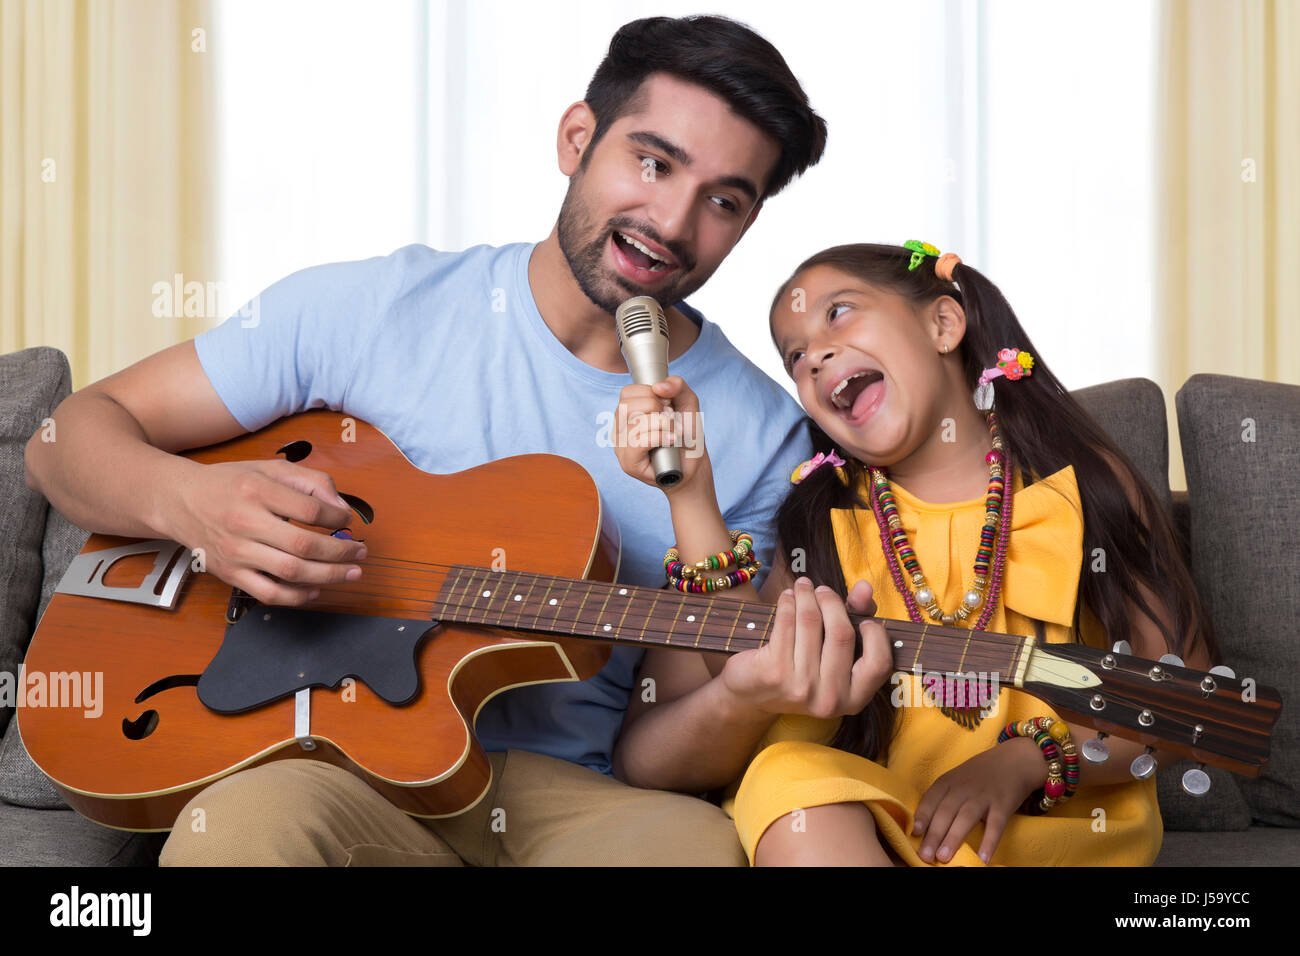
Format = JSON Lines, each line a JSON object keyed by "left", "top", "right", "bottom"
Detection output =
{"left": 867, "top": 413, "right": 1012, "bottom": 729}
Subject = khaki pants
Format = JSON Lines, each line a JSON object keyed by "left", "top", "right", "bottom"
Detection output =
{"left": 159, "top": 750, "right": 747, "bottom": 866}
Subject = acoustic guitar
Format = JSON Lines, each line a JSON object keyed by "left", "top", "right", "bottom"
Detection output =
{"left": 18, "top": 411, "right": 1280, "bottom": 831}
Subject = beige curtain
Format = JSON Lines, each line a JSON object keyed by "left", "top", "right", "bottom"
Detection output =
{"left": 0, "top": 0, "right": 214, "bottom": 391}
{"left": 1157, "top": 0, "right": 1300, "bottom": 489}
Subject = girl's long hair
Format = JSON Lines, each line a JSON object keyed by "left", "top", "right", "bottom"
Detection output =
{"left": 768, "top": 243, "right": 1218, "bottom": 760}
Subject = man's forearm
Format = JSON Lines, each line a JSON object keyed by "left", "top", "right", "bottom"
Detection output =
{"left": 614, "top": 671, "right": 777, "bottom": 792}
{"left": 25, "top": 389, "right": 195, "bottom": 539}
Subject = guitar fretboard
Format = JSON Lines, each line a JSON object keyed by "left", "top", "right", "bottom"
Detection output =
{"left": 430, "top": 565, "right": 1030, "bottom": 677}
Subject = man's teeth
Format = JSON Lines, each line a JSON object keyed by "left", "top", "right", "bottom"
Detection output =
{"left": 830, "top": 370, "right": 879, "bottom": 409}
{"left": 617, "top": 232, "right": 672, "bottom": 269}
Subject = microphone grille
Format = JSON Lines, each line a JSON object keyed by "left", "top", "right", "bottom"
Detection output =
{"left": 615, "top": 296, "right": 669, "bottom": 347}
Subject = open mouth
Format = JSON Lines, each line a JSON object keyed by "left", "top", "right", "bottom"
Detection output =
{"left": 829, "top": 369, "right": 885, "bottom": 421}
{"left": 611, "top": 230, "right": 677, "bottom": 274}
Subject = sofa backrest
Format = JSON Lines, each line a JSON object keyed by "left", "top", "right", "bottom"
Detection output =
{"left": 0, "top": 347, "right": 76, "bottom": 738}
{"left": 1071, "top": 376, "right": 1257, "bottom": 831}
{"left": 1176, "top": 373, "right": 1300, "bottom": 828}
{"left": 1071, "top": 376, "right": 1172, "bottom": 513}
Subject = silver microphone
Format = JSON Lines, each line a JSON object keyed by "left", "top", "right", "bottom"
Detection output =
{"left": 615, "top": 295, "right": 682, "bottom": 487}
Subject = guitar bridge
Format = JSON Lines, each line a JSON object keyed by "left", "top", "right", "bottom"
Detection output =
{"left": 55, "top": 539, "right": 193, "bottom": 609}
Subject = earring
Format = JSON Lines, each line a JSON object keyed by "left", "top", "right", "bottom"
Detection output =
{"left": 941, "top": 344, "right": 950, "bottom": 354}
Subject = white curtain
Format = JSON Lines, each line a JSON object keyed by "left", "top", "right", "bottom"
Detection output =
{"left": 1157, "top": 0, "right": 1300, "bottom": 488}
{"left": 0, "top": 0, "right": 215, "bottom": 390}
{"left": 206, "top": 1, "right": 1155, "bottom": 403}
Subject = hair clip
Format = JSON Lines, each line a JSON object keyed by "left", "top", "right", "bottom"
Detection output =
{"left": 791, "top": 450, "right": 847, "bottom": 484}
{"left": 974, "top": 348, "right": 1035, "bottom": 410}
{"left": 904, "top": 240, "right": 962, "bottom": 281}
{"left": 904, "top": 239, "right": 941, "bottom": 271}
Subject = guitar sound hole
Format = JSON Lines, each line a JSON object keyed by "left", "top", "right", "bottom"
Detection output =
{"left": 338, "top": 492, "right": 374, "bottom": 524}
{"left": 272, "top": 439, "right": 374, "bottom": 524}
{"left": 122, "top": 710, "right": 159, "bottom": 740}
{"left": 135, "top": 674, "right": 201, "bottom": 704}
{"left": 276, "top": 440, "right": 312, "bottom": 462}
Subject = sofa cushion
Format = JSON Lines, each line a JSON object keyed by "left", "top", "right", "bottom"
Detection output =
{"left": 1155, "top": 824, "right": 1300, "bottom": 866}
{"left": 0, "top": 803, "right": 166, "bottom": 866}
{"left": 1072, "top": 377, "right": 1249, "bottom": 830}
{"left": 1177, "top": 374, "right": 1300, "bottom": 827}
{"left": 0, "top": 347, "right": 72, "bottom": 739}
{"left": 0, "top": 503, "right": 89, "bottom": 809}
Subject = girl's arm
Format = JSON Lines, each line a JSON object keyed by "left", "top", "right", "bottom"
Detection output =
{"left": 609, "top": 376, "right": 889, "bottom": 792}
{"left": 620, "top": 375, "right": 760, "bottom": 604}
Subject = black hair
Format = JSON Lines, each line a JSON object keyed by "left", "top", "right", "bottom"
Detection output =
{"left": 582, "top": 15, "right": 828, "bottom": 201}
{"left": 767, "top": 243, "right": 1220, "bottom": 760}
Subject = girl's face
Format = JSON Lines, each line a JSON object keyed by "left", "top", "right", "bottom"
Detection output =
{"left": 771, "top": 264, "right": 959, "bottom": 467}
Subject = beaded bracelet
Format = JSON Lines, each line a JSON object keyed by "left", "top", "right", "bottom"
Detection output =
{"left": 664, "top": 530, "right": 759, "bottom": 593}
{"left": 667, "top": 560, "right": 762, "bottom": 593}
{"left": 664, "top": 530, "right": 754, "bottom": 580}
{"left": 997, "top": 716, "right": 1079, "bottom": 815}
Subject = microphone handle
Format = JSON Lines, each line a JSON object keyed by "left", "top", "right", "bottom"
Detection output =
{"left": 635, "top": 358, "right": 682, "bottom": 488}
{"left": 617, "top": 297, "right": 683, "bottom": 487}
{"left": 651, "top": 441, "right": 683, "bottom": 488}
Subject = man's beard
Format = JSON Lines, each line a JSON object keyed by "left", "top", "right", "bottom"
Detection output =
{"left": 555, "top": 173, "right": 697, "bottom": 316}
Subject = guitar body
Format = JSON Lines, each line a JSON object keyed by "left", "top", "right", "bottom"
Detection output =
{"left": 19, "top": 410, "right": 620, "bottom": 831}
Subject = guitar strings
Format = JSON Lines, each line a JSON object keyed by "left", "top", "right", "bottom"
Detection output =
{"left": 204, "top": 591, "right": 1033, "bottom": 668}
{"left": 173, "top": 547, "right": 1024, "bottom": 652}
{"left": 102, "top": 552, "right": 1244, "bottom": 749}
{"left": 169, "top": 554, "right": 1030, "bottom": 658}
{"left": 154, "top": 557, "right": 1033, "bottom": 665}
{"left": 169, "top": 550, "right": 1016, "bottom": 647}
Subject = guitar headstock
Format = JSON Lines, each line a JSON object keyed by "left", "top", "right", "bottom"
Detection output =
{"left": 1020, "top": 641, "right": 1280, "bottom": 779}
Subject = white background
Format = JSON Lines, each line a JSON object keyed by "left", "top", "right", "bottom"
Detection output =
{"left": 215, "top": 0, "right": 1156, "bottom": 394}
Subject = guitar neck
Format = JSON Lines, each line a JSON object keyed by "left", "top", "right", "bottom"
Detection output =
{"left": 428, "top": 563, "right": 1280, "bottom": 777}
{"left": 430, "top": 564, "right": 1028, "bottom": 676}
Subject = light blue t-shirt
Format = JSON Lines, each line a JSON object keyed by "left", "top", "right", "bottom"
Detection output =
{"left": 194, "top": 241, "right": 813, "bottom": 775}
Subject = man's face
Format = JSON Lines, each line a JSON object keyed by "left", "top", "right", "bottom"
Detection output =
{"left": 557, "top": 72, "right": 780, "bottom": 315}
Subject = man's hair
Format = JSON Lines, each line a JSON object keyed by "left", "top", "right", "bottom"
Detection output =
{"left": 582, "top": 15, "right": 827, "bottom": 201}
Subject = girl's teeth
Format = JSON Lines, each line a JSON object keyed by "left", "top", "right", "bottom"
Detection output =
{"left": 831, "top": 372, "right": 863, "bottom": 408}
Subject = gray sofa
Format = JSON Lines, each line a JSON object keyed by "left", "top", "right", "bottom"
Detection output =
{"left": 1, "top": 346, "right": 1295, "bottom": 865}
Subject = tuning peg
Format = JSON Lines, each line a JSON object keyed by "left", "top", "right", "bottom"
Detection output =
{"left": 1158, "top": 653, "right": 1184, "bottom": 667}
{"left": 1082, "top": 732, "right": 1110, "bottom": 763}
{"left": 1208, "top": 664, "right": 1236, "bottom": 679}
{"left": 1181, "top": 764, "right": 1211, "bottom": 796}
{"left": 1130, "top": 747, "right": 1157, "bottom": 780}
{"left": 1111, "top": 640, "right": 1131, "bottom": 656}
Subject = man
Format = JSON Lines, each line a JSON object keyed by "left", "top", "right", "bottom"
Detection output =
{"left": 26, "top": 14, "right": 877, "bottom": 866}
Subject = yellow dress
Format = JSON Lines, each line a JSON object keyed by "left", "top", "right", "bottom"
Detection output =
{"left": 726, "top": 464, "right": 1162, "bottom": 866}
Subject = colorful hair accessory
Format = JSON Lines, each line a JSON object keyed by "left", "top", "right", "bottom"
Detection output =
{"left": 903, "top": 239, "right": 941, "bottom": 271}
{"left": 973, "top": 348, "right": 1034, "bottom": 410}
{"left": 791, "top": 450, "right": 847, "bottom": 484}
{"left": 934, "top": 252, "right": 962, "bottom": 282}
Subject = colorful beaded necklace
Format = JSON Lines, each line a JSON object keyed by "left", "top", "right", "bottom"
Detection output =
{"left": 867, "top": 412, "right": 1012, "bottom": 729}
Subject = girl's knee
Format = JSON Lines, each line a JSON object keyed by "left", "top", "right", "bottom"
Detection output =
{"left": 754, "top": 802, "right": 882, "bottom": 866}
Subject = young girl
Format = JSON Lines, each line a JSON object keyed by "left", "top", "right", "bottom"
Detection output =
{"left": 618, "top": 240, "right": 1217, "bottom": 867}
